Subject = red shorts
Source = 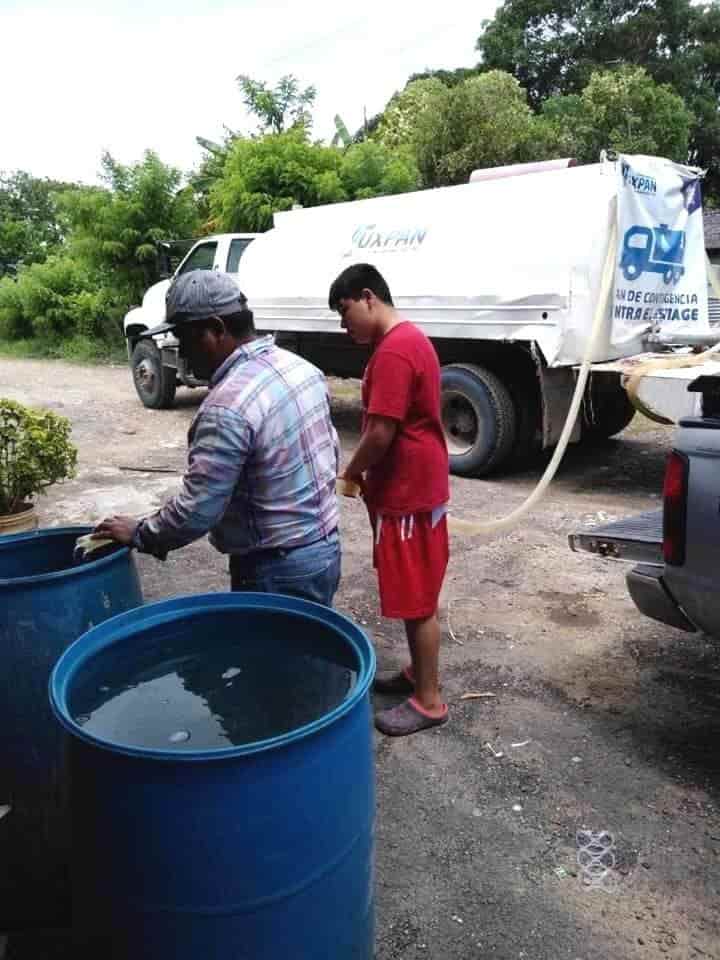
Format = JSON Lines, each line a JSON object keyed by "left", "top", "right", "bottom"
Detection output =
{"left": 371, "top": 510, "right": 449, "bottom": 620}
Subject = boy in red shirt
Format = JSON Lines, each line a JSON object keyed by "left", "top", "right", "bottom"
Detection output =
{"left": 329, "top": 263, "right": 450, "bottom": 736}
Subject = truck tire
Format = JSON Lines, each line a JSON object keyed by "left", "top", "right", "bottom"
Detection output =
{"left": 582, "top": 379, "right": 636, "bottom": 440}
{"left": 131, "top": 340, "right": 177, "bottom": 409}
{"left": 441, "top": 364, "right": 517, "bottom": 477}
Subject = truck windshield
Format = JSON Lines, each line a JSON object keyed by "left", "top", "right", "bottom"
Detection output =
{"left": 178, "top": 241, "right": 217, "bottom": 274}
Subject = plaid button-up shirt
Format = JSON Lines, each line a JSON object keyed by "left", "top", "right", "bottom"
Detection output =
{"left": 135, "top": 336, "right": 340, "bottom": 559}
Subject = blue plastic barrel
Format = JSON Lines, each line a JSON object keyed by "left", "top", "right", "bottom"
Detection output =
{"left": 50, "top": 592, "right": 376, "bottom": 960}
{"left": 0, "top": 526, "right": 143, "bottom": 930}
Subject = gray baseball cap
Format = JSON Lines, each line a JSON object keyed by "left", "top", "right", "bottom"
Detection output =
{"left": 141, "top": 270, "right": 248, "bottom": 337}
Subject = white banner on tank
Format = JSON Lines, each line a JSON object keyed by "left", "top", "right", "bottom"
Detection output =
{"left": 612, "top": 155, "right": 708, "bottom": 347}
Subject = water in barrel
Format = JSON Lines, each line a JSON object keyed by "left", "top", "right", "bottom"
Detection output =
{"left": 69, "top": 615, "right": 358, "bottom": 749}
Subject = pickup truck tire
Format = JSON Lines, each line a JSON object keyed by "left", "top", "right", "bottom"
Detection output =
{"left": 131, "top": 341, "right": 177, "bottom": 409}
{"left": 441, "top": 364, "right": 517, "bottom": 476}
{"left": 582, "top": 380, "right": 636, "bottom": 440}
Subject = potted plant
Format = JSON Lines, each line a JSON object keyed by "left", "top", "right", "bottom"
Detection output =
{"left": 0, "top": 398, "right": 78, "bottom": 536}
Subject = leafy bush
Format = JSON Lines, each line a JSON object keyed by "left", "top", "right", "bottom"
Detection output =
{"left": 412, "top": 71, "right": 542, "bottom": 186}
{"left": 0, "top": 398, "right": 77, "bottom": 514}
{"left": 340, "top": 141, "right": 419, "bottom": 199}
{"left": 210, "top": 130, "right": 420, "bottom": 232}
{"left": 60, "top": 151, "right": 200, "bottom": 304}
{"left": 0, "top": 278, "right": 29, "bottom": 339}
{"left": 541, "top": 67, "right": 692, "bottom": 165}
{"left": 0, "top": 257, "right": 124, "bottom": 343}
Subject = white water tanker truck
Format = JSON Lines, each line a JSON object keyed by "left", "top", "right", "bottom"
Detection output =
{"left": 124, "top": 155, "right": 720, "bottom": 478}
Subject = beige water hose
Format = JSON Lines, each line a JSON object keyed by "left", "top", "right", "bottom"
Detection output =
{"left": 444, "top": 208, "right": 619, "bottom": 537}
{"left": 623, "top": 254, "right": 720, "bottom": 425}
{"left": 339, "top": 220, "right": 720, "bottom": 537}
{"left": 623, "top": 345, "right": 720, "bottom": 425}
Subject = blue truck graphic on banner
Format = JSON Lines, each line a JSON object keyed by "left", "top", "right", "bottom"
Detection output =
{"left": 620, "top": 223, "right": 686, "bottom": 285}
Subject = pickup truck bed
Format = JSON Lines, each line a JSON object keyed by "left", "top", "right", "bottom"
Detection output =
{"left": 569, "top": 507, "right": 696, "bottom": 632}
{"left": 569, "top": 509, "right": 663, "bottom": 565}
{"left": 569, "top": 384, "right": 720, "bottom": 639}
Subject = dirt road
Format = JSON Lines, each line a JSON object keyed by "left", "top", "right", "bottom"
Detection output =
{"left": 2, "top": 357, "right": 718, "bottom": 959}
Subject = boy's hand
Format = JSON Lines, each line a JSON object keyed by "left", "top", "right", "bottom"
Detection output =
{"left": 340, "top": 470, "right": 366, "bottom": 498}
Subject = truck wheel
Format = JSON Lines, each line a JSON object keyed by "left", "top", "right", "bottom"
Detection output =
{"left": 131, "top": 341, "right": 177, "bottom": 409}
{"left": 582, "top": 379, "right": 635, "bottom": 440}
{"left": 441, "top": 364, "right": 517, "bottom": 477}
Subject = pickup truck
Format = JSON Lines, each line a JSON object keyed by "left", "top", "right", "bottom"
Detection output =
{"left": 569, "top": 375, "right": 720, "bottom": 636}
{"left": 123, "top": 233, "right": 258, "bottom": 408}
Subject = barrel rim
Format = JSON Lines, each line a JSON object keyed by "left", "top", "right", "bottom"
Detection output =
{"left": 49, "top": 592, "right": 376, "bottom": 761}
{"left": 0, "top": 525, "right": 133, "bottom": 588}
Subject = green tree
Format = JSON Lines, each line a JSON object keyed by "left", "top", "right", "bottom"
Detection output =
{"left": 340, "top": 141, "right": 419, "bottom": 199}
{"left": 331, "top": 115, "right": 352, "bottom": 148}
{"left": 0, "top": 171, "right": 75, "bottom": 274}
{"left": 411, "top": 71, "right": 545, "bottom": 186}
{"left": 0, "top": 255, "right": 121, "bottom": 343}
{"left": 375, "top": 78, "right": 447, "bottom": 150}
{"left": 209, "top": 130, "right": 420, "bottom": 232}
{"left": 209, "top": 130, "right": 345, "bottom": 231}
{"left": 61, "top": 150, "right": 199, "bottom": 303}
{"left": 407, "top": 67, "right": 481, "bottom": 88}
{"left": 237, "top": 74, "right": 317, "bottom": 133}
{"left": 542, "top": 67, "right": 692, "bottom": 164}
{"left": 476, "top": 0, "right": 720, "bottom": 194}
{"left": 477, "top": 0, "right": 710, "bottom": 105}
{"left": 192, "top": 133, "right": 237, "bottom": 227}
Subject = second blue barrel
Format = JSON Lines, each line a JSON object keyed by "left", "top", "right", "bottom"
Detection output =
{"left": 0, "top": 526, "right": 143, "bottom": 930}
{"left": 50, "top": 592, "right": 376, "bottom": 959}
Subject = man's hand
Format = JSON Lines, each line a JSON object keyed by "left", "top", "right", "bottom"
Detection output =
{"left": 93, "top": 515, "right": 138, "bottom": 546}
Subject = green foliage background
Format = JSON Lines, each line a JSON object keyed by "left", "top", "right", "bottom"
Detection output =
{"left": 2, "top": 1, "right": 718, "bottom": 363}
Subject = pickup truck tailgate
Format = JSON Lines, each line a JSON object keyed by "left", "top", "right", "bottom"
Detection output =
{"left": 569, "top": 509, "right": 663, "bottom": 564}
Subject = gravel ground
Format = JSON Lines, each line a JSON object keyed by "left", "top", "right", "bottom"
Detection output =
{"left": 1, "top": 357, "right": 718, "bottom": 960}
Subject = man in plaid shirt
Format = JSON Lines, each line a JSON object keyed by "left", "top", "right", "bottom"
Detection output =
{"left": 95, "top": 271, "right": 341, "bottom": 606}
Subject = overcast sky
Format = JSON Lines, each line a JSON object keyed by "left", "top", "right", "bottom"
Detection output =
{"left": 1, "top": 0, "right": 500, "bottom": 185}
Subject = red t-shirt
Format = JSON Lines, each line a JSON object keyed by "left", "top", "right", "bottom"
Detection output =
{"left": 362, "top": 321, "right": 449, "bottom": 515}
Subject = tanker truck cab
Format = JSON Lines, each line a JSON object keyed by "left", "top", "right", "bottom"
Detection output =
{"left": 123, "top": 233, "right": 257, "bottom": 409}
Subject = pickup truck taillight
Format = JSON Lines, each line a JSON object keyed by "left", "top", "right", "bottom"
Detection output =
{"left": 663, "top": 450, "right": 689, "bottom": 566}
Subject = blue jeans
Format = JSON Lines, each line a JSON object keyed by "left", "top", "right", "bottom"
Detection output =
{"left": 229, "top": 531, "right": 341, "bottom": 607}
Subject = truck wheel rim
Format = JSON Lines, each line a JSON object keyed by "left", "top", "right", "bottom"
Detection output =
{"left": 135, "top": 358, "right": 157, "bottom": 394}
{"left": 442, "top": 391, "right": 478, "bottom": 456}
